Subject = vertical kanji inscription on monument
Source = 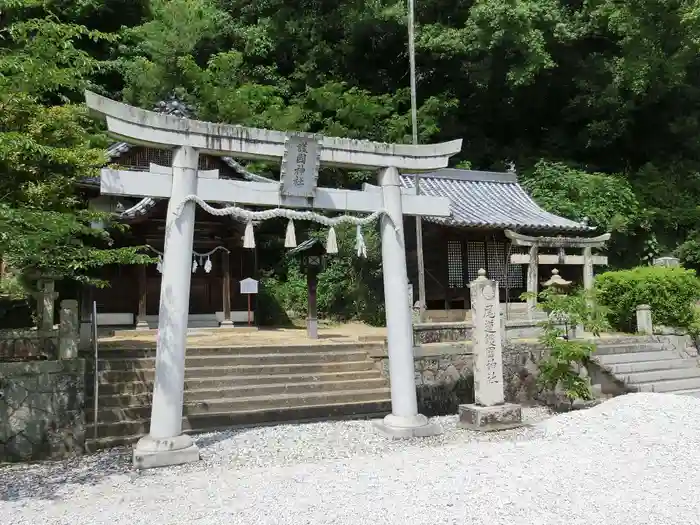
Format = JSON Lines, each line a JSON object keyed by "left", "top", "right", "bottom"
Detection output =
{"left": 470, "top": 268, "right": 505, "bottom": 406}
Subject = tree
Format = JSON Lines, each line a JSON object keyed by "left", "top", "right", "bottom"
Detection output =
{"left": 0, "top": 1, "right": 151, "bottom": 293}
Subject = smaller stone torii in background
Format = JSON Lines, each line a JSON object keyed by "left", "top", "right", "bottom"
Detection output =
{"left": 505, "top": 230, "right": 611, "bottom": 317}
{"left": 85, "top": 91, "right": 462, "bottom": 468}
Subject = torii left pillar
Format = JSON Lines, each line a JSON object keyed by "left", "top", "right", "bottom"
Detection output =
{"left": 133, "top": 146, "right": 201, "bottom": 468}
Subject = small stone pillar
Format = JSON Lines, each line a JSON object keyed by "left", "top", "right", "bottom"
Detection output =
{"left": 526, "top": 245, "right": 538, "bottom": 319}
{"left": 59, "top": 299, "right": 79, "bottom": 359}
{"left": 34, "top": 280, "right": 58, "bottom": 333}
{"left": 636, "top": 304, "right": 653, "bottom": 335}
{"left": 458, "top": 269, "right": 522, "bottom": 431}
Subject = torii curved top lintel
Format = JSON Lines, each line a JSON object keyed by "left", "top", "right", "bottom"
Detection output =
{"left": 505, "top": 229, "right": 611, "bottom": 248}
{"left": 85, "top": 91, "right": 462, "bottom": 172}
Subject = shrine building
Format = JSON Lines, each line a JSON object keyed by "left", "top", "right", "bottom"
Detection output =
{"left": 78, "top": 143, "right": 258, "bottom": 329}
{"left": 398, "top": 169, "right": 610, "bottom": 321}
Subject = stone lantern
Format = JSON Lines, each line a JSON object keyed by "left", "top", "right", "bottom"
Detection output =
{"left": 289, "top": 239, "right": 330, "bottom": 339}
{"left": 542, "top": 268, "right": 573, "bottom": 339}
{"left": 542, "top": 268, "right": 571, "bottom": 294}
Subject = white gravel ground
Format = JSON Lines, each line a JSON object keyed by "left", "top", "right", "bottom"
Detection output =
{"left": 2, "top": 394, "right": 700, "bottom": 525}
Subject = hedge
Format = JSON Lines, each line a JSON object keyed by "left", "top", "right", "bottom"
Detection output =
{"left": 595, "top": 266, "right": 700, "bottom": 332}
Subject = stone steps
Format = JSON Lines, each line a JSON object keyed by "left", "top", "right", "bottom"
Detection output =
{"left": 606, "top": 359, "right": 696, "bottom": 375}
{"left": 97, "top": 351, "right": 370, "bottom": 370}
{"left": 593, "top": 338, "right": 700, "bottom": 396}
{"left": 633, "top": 377, "right": 700, "bottom": 393}
{"left": 96, "top": 360, "right": 377, "bottom": 383}
{"left": 596, "top": 350, "right": 680, "bottom": 365}
{"left": 97, "top": 370, "right": 382, "bottom": 396}
{"left": 96, "top": 378, "right": 390, "bottom": 407}
{"left": 673, "top": 389, "right": 700, "bottom": 398}
{"left": 88, "top": 388, "right": 391, "bottom": 423}
{"left": 85, "top": 399, "right": 392, "bottom": 447}
{"left": 594, "top": 342, "right": 665, "bottom": 356}
{"left": 86, "top": 343, "right": 391, "bottom": 451}
{"left": 95, "top": 343, "right": 383, "bottom": 358}
{"left": 619, "top": 367, "right": 700, "bottom": 385}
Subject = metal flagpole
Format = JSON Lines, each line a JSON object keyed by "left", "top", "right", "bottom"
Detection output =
{"left": 408, "top": 0, "right": 427, "bottom": 322}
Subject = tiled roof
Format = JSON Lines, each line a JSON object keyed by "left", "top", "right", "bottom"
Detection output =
{"left": 400, "top": 169, "right": 590, "bottom": 232}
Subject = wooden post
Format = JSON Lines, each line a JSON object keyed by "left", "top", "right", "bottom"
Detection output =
{"left": 135, "top": 264, "right": 149, "bottom": 330}
{"left": 221, "top": 249, "right": 233, "bottom": 327}
{"left": 307, "top": 267, "right": 318, "bottom": 339}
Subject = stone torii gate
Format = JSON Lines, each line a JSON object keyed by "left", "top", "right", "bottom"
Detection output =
{"left": 85, "top": 92, "right": 462, "bottom": 468}
{"left": 505, "top": 230, "right": 610, "bottom": 317}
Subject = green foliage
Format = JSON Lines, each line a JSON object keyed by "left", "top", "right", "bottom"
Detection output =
{"left": 7, "top": 0, "right": 700, "bottom": 315}
{"left": 530, "top": 288, "right": 609, "bottom": 401}
{"left": 595, "top": 266, "right": 700, "bottom": 332}
{"left": 258, "top": 224, "right": 384, "bottom": 325}
{"left": 522, "top": 161, "right": 639, "bottom": 233}
{"left": 0, "top": 1, "right": 151, "bottom": 293}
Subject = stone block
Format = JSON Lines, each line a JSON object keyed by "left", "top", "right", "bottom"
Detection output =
{"left": 133, "top": 434, "right": 200, "bottom": 469}
{"left": 373, "top": 414, "right": 443, "bottom": 439}
{"left": 458, "top": 403, "right": 523, "bottom": 432}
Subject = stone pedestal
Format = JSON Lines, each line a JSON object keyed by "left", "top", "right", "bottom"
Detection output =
{"left": 458, "top": 403, "right": 523, "bottom": 431}
{"left": 373, "top": 414, "right": 443, "bottom": 439}
{"left": 133, "top": 434, "right": 200, "bottom": 469}
{"left": 461, "top": 269, "right": 522, "bottom": 431}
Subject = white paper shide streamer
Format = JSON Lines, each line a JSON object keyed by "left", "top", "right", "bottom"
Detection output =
{"left": 285, "top": 219, "right": 297, "bottom": 248}
{"left": 147, "top": 245, "right": 230, "bottom": 274}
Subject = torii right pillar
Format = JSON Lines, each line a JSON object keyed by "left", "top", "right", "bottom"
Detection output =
{"left": 374, "top": 167, "right": 442, "bottom": 437}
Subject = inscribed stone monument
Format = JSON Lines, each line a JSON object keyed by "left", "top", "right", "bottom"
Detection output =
{"left": 458, "top": 269, "right": 523, "bottom": 431}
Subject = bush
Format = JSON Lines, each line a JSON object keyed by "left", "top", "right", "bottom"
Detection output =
{"left": 595, "top": 266, "right": 700, "bottom": 332}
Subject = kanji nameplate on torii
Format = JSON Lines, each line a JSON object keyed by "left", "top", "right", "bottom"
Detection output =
{"left": 280, "top": 133, "right": 321, "bottom": 198}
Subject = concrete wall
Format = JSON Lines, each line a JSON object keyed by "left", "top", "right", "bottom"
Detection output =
{"left": 0, "top": 359, "right": 86, "bottom": 462}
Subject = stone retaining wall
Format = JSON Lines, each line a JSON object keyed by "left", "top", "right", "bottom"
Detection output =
{"left": 370, "top": 341, "right": 546, "bottom": 416}
{"left": 0, "top": 328, "right": 59, "bottom": 361}
{"left": 0, "top": 359, "right": 86, "bottom": 462}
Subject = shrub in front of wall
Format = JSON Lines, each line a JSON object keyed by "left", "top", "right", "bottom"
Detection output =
{"left": 595, "top": 266, "right": 700, "bottom": 332}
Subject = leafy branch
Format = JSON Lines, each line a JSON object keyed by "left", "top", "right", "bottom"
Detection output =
{"left": 523, "top": 288, "right": 609, "bottom": 402}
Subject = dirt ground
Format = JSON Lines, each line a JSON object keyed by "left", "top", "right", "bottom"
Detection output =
{"left": 98, "top": 322, "right": 387, "bottom": 349}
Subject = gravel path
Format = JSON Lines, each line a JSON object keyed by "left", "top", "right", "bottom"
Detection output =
{"left": 2, "top": 395, "right": 700, "bottom": 525}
